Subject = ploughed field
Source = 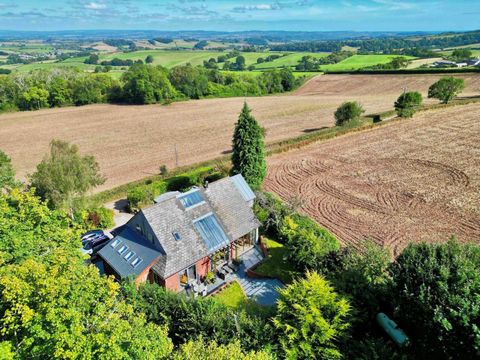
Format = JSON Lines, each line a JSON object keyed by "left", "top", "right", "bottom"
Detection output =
{"left": 0, "top": 73, "right": 479, "bottom": 191}
{"left": 265, "top": 103, "right": 480, "bottom": 255}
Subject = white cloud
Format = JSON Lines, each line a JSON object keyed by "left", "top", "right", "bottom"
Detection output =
{"left": 232, "top": 3, "right": 282, "bottom": 13}
{"left": 84, "top": 2, "right": 107, "bottom": 10}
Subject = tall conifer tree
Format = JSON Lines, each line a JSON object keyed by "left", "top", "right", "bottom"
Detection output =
{"left": 231, "top": 103, "right": 266, "bottom": 189}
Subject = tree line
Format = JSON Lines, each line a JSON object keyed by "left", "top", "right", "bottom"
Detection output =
{"left": 271, "top": 30, "right": 480, "bottom": 55}
{"left": 334, "top": 76, "right": 466, "bottom": 126}
{"left": 0, "top": 64, "right": 302, "bottom": 113}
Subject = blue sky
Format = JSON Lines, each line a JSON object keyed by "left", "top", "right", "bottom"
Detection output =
{"left": 0, "top": 0, "right": 478, "bottom": 32}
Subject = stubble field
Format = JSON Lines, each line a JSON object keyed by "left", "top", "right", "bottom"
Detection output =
{"left": 0, "top": 73, "right": 479, "bottom": 192}
{"left": 265, "top": 103, "right": 480, "bottom": 254}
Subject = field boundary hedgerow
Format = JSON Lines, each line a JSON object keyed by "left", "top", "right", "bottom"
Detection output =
{"left": 324, "top": 68, "right": 480, "bottom": 75}
{"left": 90, "top": 96, "right": 480, "bottom": 205}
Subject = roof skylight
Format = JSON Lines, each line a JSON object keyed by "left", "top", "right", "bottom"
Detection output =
{"left": 124, "top": 251, "right": 136, "bottom": 262}
{"left": 117, "top": 244, "right": 129, "bottom": 255}
{"left": 110, "top": 238, "right": 121, "bottom": 248}
{"left": 131, "top": 257, "right": 143, "bottom": 268}
{"left": 193, "top": 213, "right": 229, "bottom": 252}
{"left": 178, "top": 190, "right": 204, "bottom": 209}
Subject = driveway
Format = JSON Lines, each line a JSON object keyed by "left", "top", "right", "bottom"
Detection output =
{"left": 105, "top": 198, "right": 133, "bottom": 230}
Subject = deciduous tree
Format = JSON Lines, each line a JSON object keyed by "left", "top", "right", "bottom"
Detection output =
{"left": 0, "top": 189, "right": 174, "bottom": 359}
{"left": 30, "top": 140, "right": 105, "bottom": 210}
{"left": 394, "top": 91, "right": 423, "bottom": 117}
{"left": 334, "top": 101, "right": 364, "bottom": 126}
{"left": 428, "top": 77, "right": 465, "bottom": 104}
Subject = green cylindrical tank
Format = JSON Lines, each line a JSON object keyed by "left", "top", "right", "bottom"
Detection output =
{"left": 376, "top": 312, "right": 410, "bottom": 347}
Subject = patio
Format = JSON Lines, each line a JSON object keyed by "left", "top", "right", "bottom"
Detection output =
{"left": 186, "top": 246, "right": 284, "bottom": 306}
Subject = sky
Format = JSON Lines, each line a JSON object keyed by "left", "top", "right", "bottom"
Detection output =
{"left": 0, "top": 0, "right": 478, "bottom": 32}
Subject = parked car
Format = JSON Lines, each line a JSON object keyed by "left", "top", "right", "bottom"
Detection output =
{"left": 81, "top": 230, "right": 113, "bottom": 243}
{"left": 81, "top": 235, "right": 111, "bottom": 255}
{"left": 81, "top": 230, "right": 104, "bottom": 242}
{"left": 80, "top": 230, "right": 114, "bottom": 255}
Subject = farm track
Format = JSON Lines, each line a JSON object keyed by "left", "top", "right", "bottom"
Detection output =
{"left": 265, "top": 103, "right": 480, "bottom": 255}
{"left": 0, "top": 73, "right": 479, "bottom": 192}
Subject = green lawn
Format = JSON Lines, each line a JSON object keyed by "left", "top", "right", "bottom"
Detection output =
{"left": 214, "top": 281, "right": 247, "bottom": 308}
{"left": 320, "top": 54, "right": 416, "bottom": 71}
{"left": 255, "top": 238, "right": 299, "bottom": 284}
{"left": 213, "top": 281, "right": 276, "bottom": 317}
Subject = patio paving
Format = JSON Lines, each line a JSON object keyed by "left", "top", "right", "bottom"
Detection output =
{"left": 234, "top": 247, "right": 284, "bottom": 306}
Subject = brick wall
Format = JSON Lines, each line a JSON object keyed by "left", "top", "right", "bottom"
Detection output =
{"left": 196, "top": 256, "right": 210, "bottom": 279}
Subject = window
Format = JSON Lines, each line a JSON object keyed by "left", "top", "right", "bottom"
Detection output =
{"left": 110, "top": 238, "right": 121, "bottom": 248}
{"left": 118, "top": 244, "right": 129, "bottom": 255}
{"left": 131, "top": 257, "right": 143, "bottom": 268}
{"left": 173, "top": 231, "right": 181, "bottom": 241}
{"left": 124, "top": 251, "right": 136, "bottom": 261}
{"left": 178, "top": 190, "right": 204, "bottom": 209}
{"left": 194, "top": 213, "right": 229, "bottom": 252}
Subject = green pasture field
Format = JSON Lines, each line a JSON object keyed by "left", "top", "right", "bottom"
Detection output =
{"left": 96, "top": 50, "right": 295, "bottom": 68}
{"left": 254, "top": 52, "right": 330, "bottom": 69}
{"left": 320, "top": 54, "right": 416, "bottom": 71}
{"left": 0, "top": 49, "right": 411, "bottom": 75}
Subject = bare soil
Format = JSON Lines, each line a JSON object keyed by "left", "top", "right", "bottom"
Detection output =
{"left": 0, "top": 73, "right": 479, "bottom": 192}
{"left": 265, "top": 103, "right": 480, "bottom": 255}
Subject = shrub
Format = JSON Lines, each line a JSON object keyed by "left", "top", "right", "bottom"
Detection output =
{"left": 253, "top": 192, "right": 296, "bottom": 239}
{"left": 127, "top": 186, "right": 149, "bottom": 211}
{"left": 125, "top": 283, "right": 275, "bottom": 352}
{"left": 390, "top": 239, "right": 480, "bottom": 358}
{"left": 76, "top": 206, "right": 115, "bottom": 229}
{"left": 0, "top": 150, "right": 17, "bottom": 189}
{"left": 394, "top": 91, "right": 423, "bottom": 118}
{"left": 172, "top": 339, "right": 275, "bottom": 360}
{"left": 273, "top": 271, "right": 351, "bottom": 359}
{"left": 159, "top": 164, "right": 168, "bottom": 176}
{"left": 428, "top": 76, "right": 465, "bottom": 104}
{"left": 281, "top": 215, "right": 340, "bottom": 271}
{"left": 166, "top": 175, "right": 193, "bottom": 192}
{"left": 327, "top": 242, "right": 392, "bottom": 323}
{"left": 334, "top": 101, "right": 365, "bottom": 126}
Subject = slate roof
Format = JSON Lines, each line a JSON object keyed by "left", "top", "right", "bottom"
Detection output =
{"left": 99, "top": 175, "right": 260, "bottom": 280}
{"left": 97, "top": 226, "right": 162, "bottom": 279}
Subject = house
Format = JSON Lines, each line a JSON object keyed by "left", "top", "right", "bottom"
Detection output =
{"left": 97, "top": 174, "right": 261, "bottom": 293}
{"left": 432, "top": 60, "right": 457, "bottom": 68}
{"left": 467, "top": 58, "right": 480, "bottom": 66}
